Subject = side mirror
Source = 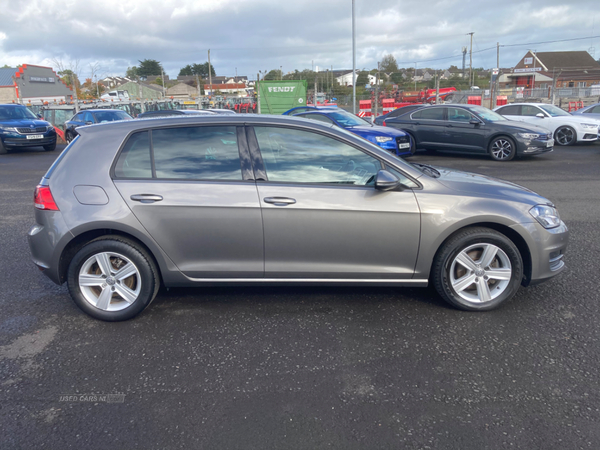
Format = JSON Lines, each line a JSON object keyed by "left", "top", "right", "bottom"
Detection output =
{"left": 374, "top": 169, "right": 402, "bottom": 191}
{"left": 85, "top": 121, "right": 93, "bottom": 125}
{"left": 535, "top": 113, "right": 545, "bottom": 118}
{"left": 469, "top": 119, "right": 481, "bottom": 125}
{"left": 37, "top": 113, "right": 43, "bottom": 119}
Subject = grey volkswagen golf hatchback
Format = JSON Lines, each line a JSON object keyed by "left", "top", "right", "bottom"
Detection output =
{"left": 28, "top": 115, "right": 568, "bottom": 321}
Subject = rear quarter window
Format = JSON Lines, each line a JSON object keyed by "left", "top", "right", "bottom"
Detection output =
{"left": 114, "top": 131, "right": 152, "bottom": 178}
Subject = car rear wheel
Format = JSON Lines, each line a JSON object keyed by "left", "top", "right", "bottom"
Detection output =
{"left": 67, "top": 236, "right": 160, "bottom": 321}
{"left": 432, "top": 227, "right": 523, "bottom": 311}
{"left": 43, "top": 142, "right": 56, "bottom": 151}
{"left": 554, "top": 126, "right": 576, "bottom": 146}
{"left": 489, "top": 136, "right": 516, "bottom": 161}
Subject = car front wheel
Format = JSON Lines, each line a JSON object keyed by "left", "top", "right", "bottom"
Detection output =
{"left": 554, "top": 126, "right": 576, "bottom": 146}
{"left": 432, "top": 227, "right": 523, "bottom": 311}
{"left": 67, "top": 236, "right": 160, "bottom": 321}
{"left": 65, "top": 131, "right": 75, "bottom": 143}
{"left": 489, "top": 136, "right": 516, "bottom": 161}
{"left": 43, "top": 142, "right": 56, "bottom": 151}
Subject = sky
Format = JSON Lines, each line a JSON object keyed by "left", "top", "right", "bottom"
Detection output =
{"left": 0, "top": 0, "right": 599, "bottom": 81}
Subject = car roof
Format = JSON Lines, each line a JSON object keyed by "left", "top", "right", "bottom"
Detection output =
{"left": 78, "top": 109, "right": 129, "bottom": 113}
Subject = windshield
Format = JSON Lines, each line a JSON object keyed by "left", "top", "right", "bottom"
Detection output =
{"left": 328, "top": 110, "right": 371, "bottom": 127}
{"left": 539, "top": 104, "right": 571, "bottom": 117}
{"left": 468, "top": 105, "right": 507, "bottom": 122}
{"left": 0, "top": 106, "right": 38, "bottom": 121}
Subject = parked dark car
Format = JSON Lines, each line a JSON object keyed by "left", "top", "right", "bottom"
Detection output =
{"left": 65, "top": 109, "right": 132, "bottom": 142}
{"left": 374, "top": 104, "right": 428, "bottom": 126}
{"left": 385, "top": 104, "right": 555, "bottom": 161}
{"left": 0, "top": 104, "right": 57, "bottom": 154}
{"left": 286, "top": 108, "right": 414, "bottom": 156}
{"left": 28, "top": 115, "right": 568, "bottom": 321}
{"left": 136, "top": 109, "right": 217, "bottom": 119}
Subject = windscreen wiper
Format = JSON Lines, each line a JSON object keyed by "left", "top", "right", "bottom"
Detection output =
{"left": 411, "top": 163, "right": 440, "bottom": 178}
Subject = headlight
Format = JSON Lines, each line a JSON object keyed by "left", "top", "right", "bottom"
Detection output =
{"left": 529, "top": 204, "right": 561, "bottom": 229}
{"left": 46, "top": 125, "right": 54, "bottom": 131}
{"left": 375, "top": 136, "right": 393, "bottom": 143}
{"left": 581, "top": 123, "right": 599, "bottom": 129}
{"left": 0, "top": 126, "right": 17, "bottom": 132}
{"left": 518, "top": 133, "right": 540, "bottom": 139}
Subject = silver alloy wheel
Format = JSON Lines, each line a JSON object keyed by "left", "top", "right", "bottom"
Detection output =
{"left": 491, "top": 139, "right": 513, "bottom": 160}
{"left": 449, "top": 243, "right": 512, "bottom": 303}
{"left": 78, "top": 252, "right": 141, "bottom": 311}
{"left": 555, "top": 127, "right": 575, "bottom": 145}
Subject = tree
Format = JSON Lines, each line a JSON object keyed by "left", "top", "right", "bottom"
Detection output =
{"left": 126, "top": 66, "right": 138, "bottom": 79}
{"left": 380, "top": 54, "right": 398, "bottom": 73}
{"left": 178, "top": 62, "right": 215, "bottom": 78}
{"left": 137, "top": 59, "right": 163, "bottom": 77}
{"left": 263, "top": 69, "right": 283, "bottom": 80}
{"left": 355, "top": 71, "right": 368, "bottom": 87}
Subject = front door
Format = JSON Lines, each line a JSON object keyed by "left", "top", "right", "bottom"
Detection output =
{"left": 249, "top": 126, "right": 421, "bottom": 279}
{"left": 113, "top": 125, "right": 264, "bottom": 278}
{"left": 444, "top": 106, "right": 486, "bottom": 152}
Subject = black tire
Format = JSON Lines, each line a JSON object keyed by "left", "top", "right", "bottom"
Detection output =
{"left": 488, "top": 136, "right": 516, "bottom": 161}
{"left": 65, "top": 131, "right": 74, "bottom": 143}
{"left": 43, "top": 141, "right": 57, "bottom": 152}
{"left": 67, "top": 236, "right": 160, "bottom": 321}
{"left": 0, "top": 139, "right": 7, "bottom": 155}
{"left": 554, "top": 126, "right": 576, "bottom": 146}
{"left": 432, "top": 227, "right": 523, "bottom": 311}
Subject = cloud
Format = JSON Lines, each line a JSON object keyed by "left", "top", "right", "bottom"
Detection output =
{"left": 0, "top": 0, "right": 597, "bottom": 80}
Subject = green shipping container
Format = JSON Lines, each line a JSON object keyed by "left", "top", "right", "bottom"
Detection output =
{"left": 258, "top": 80, "right": 307, "bottom": 114}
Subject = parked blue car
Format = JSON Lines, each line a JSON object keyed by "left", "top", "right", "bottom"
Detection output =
{"left": 570, "top": 103, "right": 600, "bottom": 120}
{"left": 283, "top": 107, "right": 414, "bottom": 156}
{"left": 0, "top": 104, "right": 57, "bottom": 154}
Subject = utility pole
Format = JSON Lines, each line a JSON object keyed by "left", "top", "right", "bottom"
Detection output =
{"left": 352, "top": 0, "right": 356, "bottom": 114}
{"left": 196, "top": 74, "right": 201, "bottom": 101}
{"left": 497, "top": 42, "right": 500, "bottom": 69}
{"left": 256, "top": 73, "right": 261, "bottom": 114}
{"left": 435, "top": 71, "right": 440, "bottom": 104}
{"left": 468, "top": 32, "right": 474, "bottom": 88}
{"left": 374, "top": 62, "right": 380, "bottom": 119}
{"left": 161, "top": 67, "right": 166, "bottom": 98}
{"left": 72, "top": 73, "right": 79, "bottom": 114}
{"left": 208, "top": 49, "right": 212, "bottom": 99}
{"left": 414, "top": 62, "right": 417, "bottom": 91}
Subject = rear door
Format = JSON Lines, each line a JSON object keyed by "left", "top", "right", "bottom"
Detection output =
{"left": 248, "top": 125, "right": 421, "bottom": 279}
{"left": 406, "top": 107, "right": 447, "bottom": 149}
{"left": 113, "top": 125, "right": 264, "bottom": 278}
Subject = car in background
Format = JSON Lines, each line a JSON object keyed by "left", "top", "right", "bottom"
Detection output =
{"left": 0, "top": 103, "right": 57, "bottom": 154}
{"left": 374, "top": 104, "right": 429, "bottom": 126}
{"left": 385, "top": 104, "right": 554, "bottom": 161}
{"left": 65, "top": 109, "right": 133, "bottom": 142}
{"left": 136, "top": 109, "right": 217, "bottom": 119}
{"left": 282, "top": 105, "right": 340, "bottom": 115}
{"left": 570, "top": 102, "right": 600, "bottom": 121}
{"left": 28, "top": 114, "right": 568, "bottom": 321}
{"left": 286, "top": 108, "right": 414, "bottom": 156}
{"left": 493, "top": 103, "right": 600, "bottom": 146}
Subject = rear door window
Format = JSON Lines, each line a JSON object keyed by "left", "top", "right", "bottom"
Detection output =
{"left": 411, "top": 108, "right": 444, "bottom": 120}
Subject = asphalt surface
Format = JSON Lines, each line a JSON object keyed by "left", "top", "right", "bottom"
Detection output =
{"left": 1, "top": 142, "right": 599, "bottom": 449}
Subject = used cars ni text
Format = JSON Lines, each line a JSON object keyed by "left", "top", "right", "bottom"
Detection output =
{"left": 28, "top": 115, "right": 568, "bottom": 321}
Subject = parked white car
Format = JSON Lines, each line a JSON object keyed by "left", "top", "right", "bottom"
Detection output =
{"left": 493, "top": 103, "right": 600, "bottom": 146}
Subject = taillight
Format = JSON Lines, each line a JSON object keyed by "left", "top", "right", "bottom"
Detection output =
{"left": 34, "top": 185, "right": 59, "bottom": 211}
{"left": 382, "top": 120, "right": 387, "bottom": 127}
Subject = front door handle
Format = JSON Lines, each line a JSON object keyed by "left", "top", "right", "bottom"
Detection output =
{"left": 446, "top": 124, "right": 453, "bottom": 128}
{"left": 130, "top": 194, "right": 163, "bottom": 203}
{"left": 264, "top": 197, "right": 296, "bottom": 206}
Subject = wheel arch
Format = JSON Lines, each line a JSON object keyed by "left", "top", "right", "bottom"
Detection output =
{"left": 428, "top": 222, "right": 532, "bottom": 286}
{"left": 58, "top": 227, "right": 167, "bottom": 286}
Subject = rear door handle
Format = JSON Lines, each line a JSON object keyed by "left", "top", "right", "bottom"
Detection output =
{"left": 130, "top": 194, "right": 163, "bottom": 203}
{"left": 264, "top": 197, "right": 296, "bottom": 206}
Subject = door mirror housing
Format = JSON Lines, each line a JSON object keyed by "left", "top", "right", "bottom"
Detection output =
{"left": 85, "top": 121, "right": 93, "bottom": 125}
{"left": 535, "top": 113, "right": 545, "bottom": 118}
{"left": 374, "top": 169, "right": 402, "bottom": 191}
{"left": 469, "top": 119, "right": 481, "bottom": 125}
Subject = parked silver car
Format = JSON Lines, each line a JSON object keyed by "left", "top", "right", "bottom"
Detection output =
{"left": 28, "top": 115, "right": 568, "bottom": 321}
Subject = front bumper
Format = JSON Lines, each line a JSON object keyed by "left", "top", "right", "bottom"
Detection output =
{"left": 1, "top": 129, "right": 57, "bottom": 147}
{"left": 516, "top": 136, "right": 554, "bottom": 155}
{"left": 510, "top": 220, "right": 569, "bottom": 287}
{"left": 376, "top": 136, "right": 413, "bottom": 156}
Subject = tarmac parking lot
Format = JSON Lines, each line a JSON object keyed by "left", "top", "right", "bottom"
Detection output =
{"left": 1, "top": 142, "right": 600, "bottom": 449}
